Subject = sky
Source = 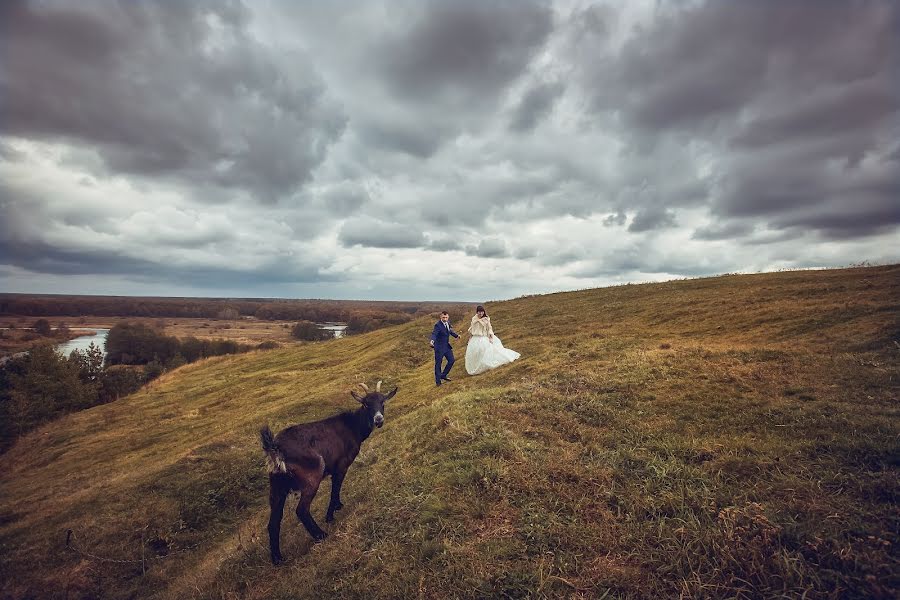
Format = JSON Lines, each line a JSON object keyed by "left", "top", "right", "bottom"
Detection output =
{"left": 1, "top": 0, "right": 898, "bottom": 302}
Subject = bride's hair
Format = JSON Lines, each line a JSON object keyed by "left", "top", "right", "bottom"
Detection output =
{"left": 476, "top": 305, "right": 488, "bottom": 317}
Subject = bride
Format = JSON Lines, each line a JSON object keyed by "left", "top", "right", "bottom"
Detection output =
{"left": 465, "top": 305, "right": 520, "bottom": 375}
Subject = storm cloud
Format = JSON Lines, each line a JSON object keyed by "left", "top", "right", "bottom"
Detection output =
{"left": 1, "top": 0, "right": 897, "bottom": 300}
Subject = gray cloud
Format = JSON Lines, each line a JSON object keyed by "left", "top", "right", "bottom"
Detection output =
{"left": 628, "top": 207, "right": 677, "bottom": 233}
{"left": 509, "top": 80, "right": 565, "bottom": 132}
{"left": 428, "top": 238, "right": 463, "bottom": 252}
{"left": 571, "top": 0, "right": 899, "bottom": 243}
{"left": 339, "top": 218, "right": 427, "bottom": 249}
{"left": 1, "top": 0, "right": 897, "bottom": 299}
{"left": 375, "top": 0, "right": 553, "bottom": 107}
{"left": 465, "top": 238, "right": 508, "bottom": 258}
{"left": 0, "top": 0, "right": 346, "bottom": 201}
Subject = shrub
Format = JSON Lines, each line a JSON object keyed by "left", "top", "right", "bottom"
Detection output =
{"left": 291, "top": 321, "right": 332, "bottom": 342}
{"left": 98, "top": 365, "right": 145, "bottom": 403}
{"left": 32, "top": 319, "right": 51, "bottom": 336}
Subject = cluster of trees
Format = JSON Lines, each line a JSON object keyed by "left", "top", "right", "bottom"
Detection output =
{"left": 0, "top": 343, "right": 146, "bottom": 452}
{"left": 0, "top": 322, "right": 279, "bottom": 453}
{"left": 345, "top": 311, "right": 414, "bottom": 335}
{"left": 291, "top": 321, "right": 334, "bottom": 342}
{"left": 105, "top": 322, "right": 261, "bottom": 367}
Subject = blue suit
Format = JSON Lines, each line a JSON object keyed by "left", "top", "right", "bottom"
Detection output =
{"left": 431, "top": 320, "right": 459, "bottom": 384}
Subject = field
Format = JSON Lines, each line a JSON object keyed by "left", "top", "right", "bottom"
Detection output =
{"left": 0, "top": 265, "right": 897, "bottom": 599}
{"left": 0, "top": 316, "right": 305, "bottom": 351}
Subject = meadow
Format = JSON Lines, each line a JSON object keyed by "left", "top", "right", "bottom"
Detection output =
{"left": 0, "top": 265, "right": 897, "bottom": 599}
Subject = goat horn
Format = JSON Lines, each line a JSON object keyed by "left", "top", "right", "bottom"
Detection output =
{"left": 376, "top": 380, "right": 382, "bottom": 392}
{"left": 357, "top": 382, "right": 369, "bottom": 392}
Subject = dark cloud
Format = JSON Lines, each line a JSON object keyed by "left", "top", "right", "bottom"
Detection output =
{"left": 0, "top": 0, "right": 345, "bottom": 201}
{"left": 509, "top": 80, "right": 565, "bottom": 132}
{"left": 0, "top": 237, "right": 331, "bottom": 288}
{"left": 353, "top": 0, "right": 553, "bottom": 155}
{"left": 628, "top": 207, "right": 677, "bottom": 233}
{"left": 465, "top": 238, "right": 508, "bottom": 258}
{"left": 339, "top": 218, "right": 427, "bottom": 249}
{"left": 375, "top": 0, "right": 553, "bottom": 106}
{"left": 572, "top": 0, "right": 899, "bottom": 243}
{"left": 692, "top": 222, "right": 754, "bottom": 242}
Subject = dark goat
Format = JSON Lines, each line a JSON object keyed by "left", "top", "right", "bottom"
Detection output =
{"left": 260, "top": 381, "right": 398, "bottom": 564}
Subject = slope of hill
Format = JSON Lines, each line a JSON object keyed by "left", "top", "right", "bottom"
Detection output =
{"left": 1, "top": 265, "right": 897, "bottom": 599}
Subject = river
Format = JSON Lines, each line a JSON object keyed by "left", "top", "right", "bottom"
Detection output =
{"left": 318, "top": 322, "right": 348, "bottom": 338}
{"left": 55, "top": 328, "right": 109, "bottom": 358}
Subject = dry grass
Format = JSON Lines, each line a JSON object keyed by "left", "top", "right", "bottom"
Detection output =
{"left": 1, "top": 265, "right": 898, "bottom": 599}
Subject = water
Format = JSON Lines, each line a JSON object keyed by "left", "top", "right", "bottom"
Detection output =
{"left": 56, "top": 328, "right": 109, "bottom": 358}
{"left": 318, "top": 322, "right": 348, "bottom": 338}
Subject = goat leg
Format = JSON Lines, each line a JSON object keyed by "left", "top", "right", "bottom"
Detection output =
{"left": 267, "top": 478, "right": 288, "bottom": 565}
{"left": 326, "top": 471, "right": 346, "bottom": 522}
{"left": 295, "top": 476, "right": 327, "bottom": 540}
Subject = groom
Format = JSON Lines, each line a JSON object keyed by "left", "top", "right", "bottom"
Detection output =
{"left": 430, "top": 311, "right": 459, "bottom": 386}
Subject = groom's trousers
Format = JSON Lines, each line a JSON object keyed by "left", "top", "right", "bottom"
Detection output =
{"left": 434, "top": 348, "right": 455, "bottom": 384}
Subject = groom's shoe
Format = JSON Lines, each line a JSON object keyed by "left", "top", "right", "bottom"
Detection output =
{"left": 435, "top": 381, "right": 442, "bottom": 386}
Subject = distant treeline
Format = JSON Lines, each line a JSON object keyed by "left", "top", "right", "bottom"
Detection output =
{"left": 0, "top": 295, "right": 468, "bottom": 324}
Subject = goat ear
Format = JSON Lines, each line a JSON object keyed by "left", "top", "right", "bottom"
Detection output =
{"left": 350, "top": 390, "right": 365, "bottom": 404}
{"left": 385, "top": 387, "right": 398, "bottom": 402}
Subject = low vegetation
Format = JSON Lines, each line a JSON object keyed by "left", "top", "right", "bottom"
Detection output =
{"left": 0, "top": 265, "right": 897, "bottom": 599}
{"left": 290, "top": 321, "right": 334, "bottom": 342}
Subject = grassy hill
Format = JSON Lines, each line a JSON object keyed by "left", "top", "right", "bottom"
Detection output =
{"left": 1, "top": 265, "right": 897, "bottom": 599}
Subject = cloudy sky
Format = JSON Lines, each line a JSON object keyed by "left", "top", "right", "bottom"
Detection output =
{"left": 1, "top": 0, "right": 898, "bottom": 301}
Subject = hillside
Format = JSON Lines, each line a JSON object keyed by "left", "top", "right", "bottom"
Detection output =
{"left": 1, "top": 265, "right": 898, "bottom": 599}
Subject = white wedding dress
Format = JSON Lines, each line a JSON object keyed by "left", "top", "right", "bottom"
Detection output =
{"left": 465, "top": 316, "right": 520, "bottom": 375}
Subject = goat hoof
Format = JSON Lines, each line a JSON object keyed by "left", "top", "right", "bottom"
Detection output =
{"left": 313, "top": 531, "right": 328, "bottom": 541}
{"left": 271, "top": 554, "right": 283, "bottom": 566}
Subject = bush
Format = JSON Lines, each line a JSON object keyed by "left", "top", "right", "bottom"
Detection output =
{"left": 98, "top": 365, "right": 145, "bottom": 403}
{"left": 291, "top": 321, "right": 332, "bottom": 342}
{"left": 144, "top": 359, "right": 165, "bottom": 381}
{"left": 105, "top": 322, "right": 179, "bottom": 366}
{"left": 32, "top": 319, "right": 51, "bottom": 336}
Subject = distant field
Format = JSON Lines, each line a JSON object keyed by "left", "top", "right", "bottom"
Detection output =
{"left": 0, "top": 265, "right": 897, "bottom": 599}
{"left": 0, "top": 316, "right": 302, "bottom": 357}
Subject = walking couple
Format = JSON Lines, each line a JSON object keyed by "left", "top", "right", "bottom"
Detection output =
{"left": 429, "top": 305, "right": 520, "bottom": 386}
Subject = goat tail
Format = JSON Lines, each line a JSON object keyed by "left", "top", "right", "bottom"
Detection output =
{"left": 260, "top": 425, "right": 287, "bottom": 474}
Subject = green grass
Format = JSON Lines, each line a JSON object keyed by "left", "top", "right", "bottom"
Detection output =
{"left": 1, "top": 265, "right": 898, "bottom": 599}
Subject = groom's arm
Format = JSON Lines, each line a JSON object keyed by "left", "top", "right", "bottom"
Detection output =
{"left": 430, "top": 323, "right": 440, "bottom": 345}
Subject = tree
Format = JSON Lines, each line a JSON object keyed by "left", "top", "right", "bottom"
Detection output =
{"left": 32, "top": 319, "right": 51, "bottom": 336}
{"left": 69, "top": 342, "right": 104, "bottom": 383}
{"left": 98, "top": 366, "right": 145, "bottom": 403}
{"left": 2, "top": 344, "right": 97, "bottom": 438}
